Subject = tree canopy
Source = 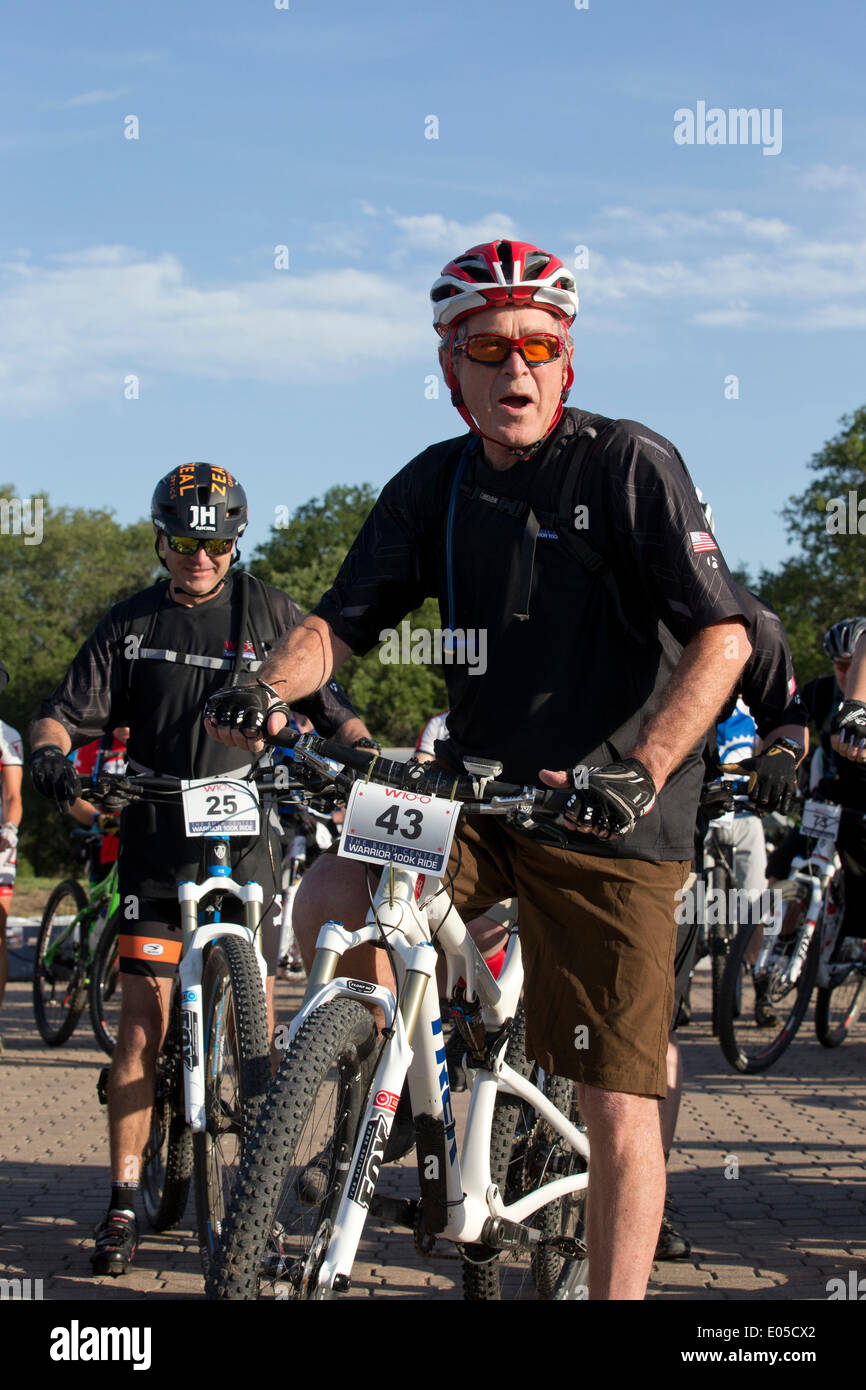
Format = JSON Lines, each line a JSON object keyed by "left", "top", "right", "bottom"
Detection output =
{"left": 750, "top": 406, "right": 866, "bottom": 685}
{"left": 0, "top": 486, "right": 157, "bottom": 872}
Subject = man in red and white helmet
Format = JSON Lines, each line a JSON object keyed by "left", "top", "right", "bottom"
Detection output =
{"left": 206, "top": 238, "right": 752, "bottom": 1299}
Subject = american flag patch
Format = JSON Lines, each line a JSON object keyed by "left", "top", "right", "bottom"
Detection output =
{"left": 690, "top": 530, "right": 718, "bottom": 553}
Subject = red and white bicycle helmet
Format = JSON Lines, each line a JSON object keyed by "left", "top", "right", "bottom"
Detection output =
{"left": 431, "top": 240, "right": 578, "bottom": 450}
{"left": 431, "top": 240, "right": 578, "bottom": 332}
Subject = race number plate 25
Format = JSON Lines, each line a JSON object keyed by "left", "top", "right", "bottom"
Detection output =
{"left": 801, "top": 799, "right": 842, "bottom": 843}
{"left": 181, "top": 778, "right": 261, "bottom": 837}
{"left": 338, "top": 781, "right": 461, "bottom": 875}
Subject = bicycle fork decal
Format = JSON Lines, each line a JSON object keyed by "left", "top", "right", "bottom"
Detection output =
{"left": 347, "top": 1115, "right": 390, "bottom": 1209}
{"left": 432, "top": 1018, "right": 458, "bottom": 1166}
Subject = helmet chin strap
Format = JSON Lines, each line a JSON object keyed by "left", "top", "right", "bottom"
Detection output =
{"left": 445, "top": 327, "right": 571, "bottom": 462}
{"left": 171, "top": 577, "right": 227, "bottom": 599}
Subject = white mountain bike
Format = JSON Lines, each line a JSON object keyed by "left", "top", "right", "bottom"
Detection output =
{"left": 209, "top": 734, "right": 590, "bottom": 1301}
{"left": 85, "top": 766, "right": 296, "bottom": 1276}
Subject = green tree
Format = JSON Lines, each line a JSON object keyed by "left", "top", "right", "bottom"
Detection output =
{"left": 753, "top": 407, "right": 866, "bottom": 685}
{"left": 0, "top": 487, "right": 157, "bottom": 873}
{"left": 250, "top": 485, "right": 448, "bottom": 744}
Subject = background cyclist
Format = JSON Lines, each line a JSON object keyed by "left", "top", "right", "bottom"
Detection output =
{"left": 29, "top": 463, "right": 374, "bottom": 1277}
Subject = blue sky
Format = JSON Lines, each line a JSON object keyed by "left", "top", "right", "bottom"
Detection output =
{"left": 1, "top": 0, "right": 864, "bottom": 575}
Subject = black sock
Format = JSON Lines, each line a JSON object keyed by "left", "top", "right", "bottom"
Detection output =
{"left": 110, "top": 1182, "right": 138, "bottom": 1216}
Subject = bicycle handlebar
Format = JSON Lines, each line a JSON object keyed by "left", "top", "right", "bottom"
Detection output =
{"left": 266, "top": 728, "right": 573, "bottom": 818}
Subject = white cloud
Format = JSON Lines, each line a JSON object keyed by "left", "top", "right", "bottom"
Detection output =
{"left": 599, "top": 206, "right": 793, "bottom": 243}
{"left": 801, "top": 163, "right": 864, "bottom": 194}
{"left": 66, "top": 88, "right": 125, "bottom": 107}
{"left": 578, "top": 219, "right": 866, "bottom": 330}
{"left": 391, "top": 213, "right": 520, "bottom": 253}
{"left": 0, "top": 247, "right": 431, "bottom": 415}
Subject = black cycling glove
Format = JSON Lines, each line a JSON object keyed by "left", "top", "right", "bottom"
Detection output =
{"left": 830, "top": 699, "right": 866, "bottom": 749}
{"left": 562, "top": 757, "right": 657, "bottom": 839}
{"left": 734, "top": 737, "right": 801, "bottom": 813}
{"left": 204, "top": 680, "right": 291, "bottom": 734}
{"left": 30, "top": 745, "right": 81, "bottom": 809}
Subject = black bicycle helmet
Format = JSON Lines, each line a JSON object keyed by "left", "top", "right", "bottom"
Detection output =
{"left": 151, "top": 463, "right": 248, "bottom": 540}
{"left": 822, "top": 616, "right": 866, "bottom": 660}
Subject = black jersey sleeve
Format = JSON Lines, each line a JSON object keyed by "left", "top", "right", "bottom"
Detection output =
{"left": 263, "top": 587, "right": 361, "bottom": 737}
{"left": 35, "top": 607, "right": 130, "bottom": 750}
{"left": 311, "top": 441, "right": 462, "bottom": 655}
{"left": 736, "top": 588, "right": 807, "bottom": 738}
{"left": 595, "top": 421, "right": 749, "bottom": 647}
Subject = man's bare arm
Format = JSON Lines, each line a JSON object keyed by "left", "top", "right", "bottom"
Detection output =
{"left": 205, "top": 617, "right": 364, "bottom": 753}
{"left": 29, "top": 718, "right": 72, "bottom": 755}
{"left": 629, "top": 621, "right": 750, "bottom": 789}
{"left": 540, "top": 620, "right": 751, "bottom": 797}
{"left": 259, "top": 617, "right": 355, "bottom": 700}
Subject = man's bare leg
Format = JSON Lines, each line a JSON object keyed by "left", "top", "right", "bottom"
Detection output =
{"left": 292, "top": 854, "right": 393, "bottom": 995}
{"left": 578, "top": 1084, "right": 666, "bottom": 1300}
{"left": 660, "top": 1036, "right": 681, "bottom": 1156}
{"left": 107, "top": 971, "right": 173, "bottom": 1181}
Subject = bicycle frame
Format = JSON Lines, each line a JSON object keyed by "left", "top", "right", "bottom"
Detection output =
{"left": 43, "top": 862, "right": 119, "bottom": 972}
{"left": 755, "top": 836, "right": 837, "bottom": 989}
{"left": 286, "top": 861, "right": 589, "bottom": 1294}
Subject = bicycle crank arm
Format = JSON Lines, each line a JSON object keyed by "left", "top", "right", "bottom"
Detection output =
{"left": 540, "top": 1234, "right": 587, "bottom": 1259}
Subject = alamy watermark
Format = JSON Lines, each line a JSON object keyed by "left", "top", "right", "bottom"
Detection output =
{"left": 0, "top": 496, "right": 44, "bottom": 545}
{"left": 378, "top": 621, "right": 488, "bottom": 676}
{"left": 675, "top": 882, "right": 784, "bottom": 931}
{"left": 674, "top": 102, "right": 782, "bottom": 156}
{"left": 825, "top": 491, "right": 866, "bottom": 535}
{"left": 0, "top": 1275, "right": 43, "bottom": 1300}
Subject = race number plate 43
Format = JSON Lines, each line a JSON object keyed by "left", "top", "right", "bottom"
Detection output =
{"left": 801, "top": 799, "right": 842, "bottom": 843}
{"left": 338, "top": 781, "right": 461, "bottom": 875}
{"left": 181, "top": 778, "right": 261, "bottom": 837}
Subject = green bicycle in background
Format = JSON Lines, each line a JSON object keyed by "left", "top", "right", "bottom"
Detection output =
{"left": 32, "top": 829, "right": 121, "bottom": 1054}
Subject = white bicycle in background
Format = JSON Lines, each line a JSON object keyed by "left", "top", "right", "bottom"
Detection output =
{"left": 208, "top": 733, "right": 591, "bottom": 1302}
{"left": 277, "top": 794, "right": 337, "bottom": 976}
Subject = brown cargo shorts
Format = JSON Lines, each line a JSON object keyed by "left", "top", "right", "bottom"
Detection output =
{"left": 446, "top": 815, "right": 689, "bottom": 1098}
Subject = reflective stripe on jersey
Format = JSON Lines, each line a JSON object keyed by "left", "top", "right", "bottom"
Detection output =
{"left": 133, "top": 646, "right": 262, "bottom": 673}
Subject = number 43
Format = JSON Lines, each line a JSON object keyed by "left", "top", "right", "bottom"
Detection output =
{"left": 374, "top": 805, "right": 423, "bottom": 840}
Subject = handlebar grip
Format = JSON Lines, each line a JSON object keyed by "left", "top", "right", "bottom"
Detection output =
{"left": 718, "top": 761, "right": 758, "bottom": 794}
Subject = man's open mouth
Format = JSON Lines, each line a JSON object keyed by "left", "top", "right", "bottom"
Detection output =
{"left": 498, "top": 394, "right": 532, "bottom": 410}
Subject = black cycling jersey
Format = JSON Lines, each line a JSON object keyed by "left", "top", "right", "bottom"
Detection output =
{"left": 38, "top": 569, "right": 360, "bottom": 896}
{"left": 313, "top": 407, "right": 748, "bottom": 862}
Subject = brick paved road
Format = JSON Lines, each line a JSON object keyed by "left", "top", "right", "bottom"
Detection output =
{"left": 2, "top": 964, "right": 864, "bottom": 1302}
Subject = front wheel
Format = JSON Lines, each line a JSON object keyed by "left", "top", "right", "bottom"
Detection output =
{"left": 718, "top": 889, "right": 819, "bottom": 1074}
{"left": 33, "top": 879, "right": 90, "bottom": 1045}
{"left": 462, "top": 1006, "right": 589, "bottom": 1301}
{"left": 194, "top": 936, "right": 271, "bottom": 1278}
{"left": 208, "top": 995, "right": 378, "bottom": 1301}
{"left": 815, "top": 937, "right": 866, "bottom": 1047}
{"left": 141, "top": 993, "right": 193, "bottom": 1231}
